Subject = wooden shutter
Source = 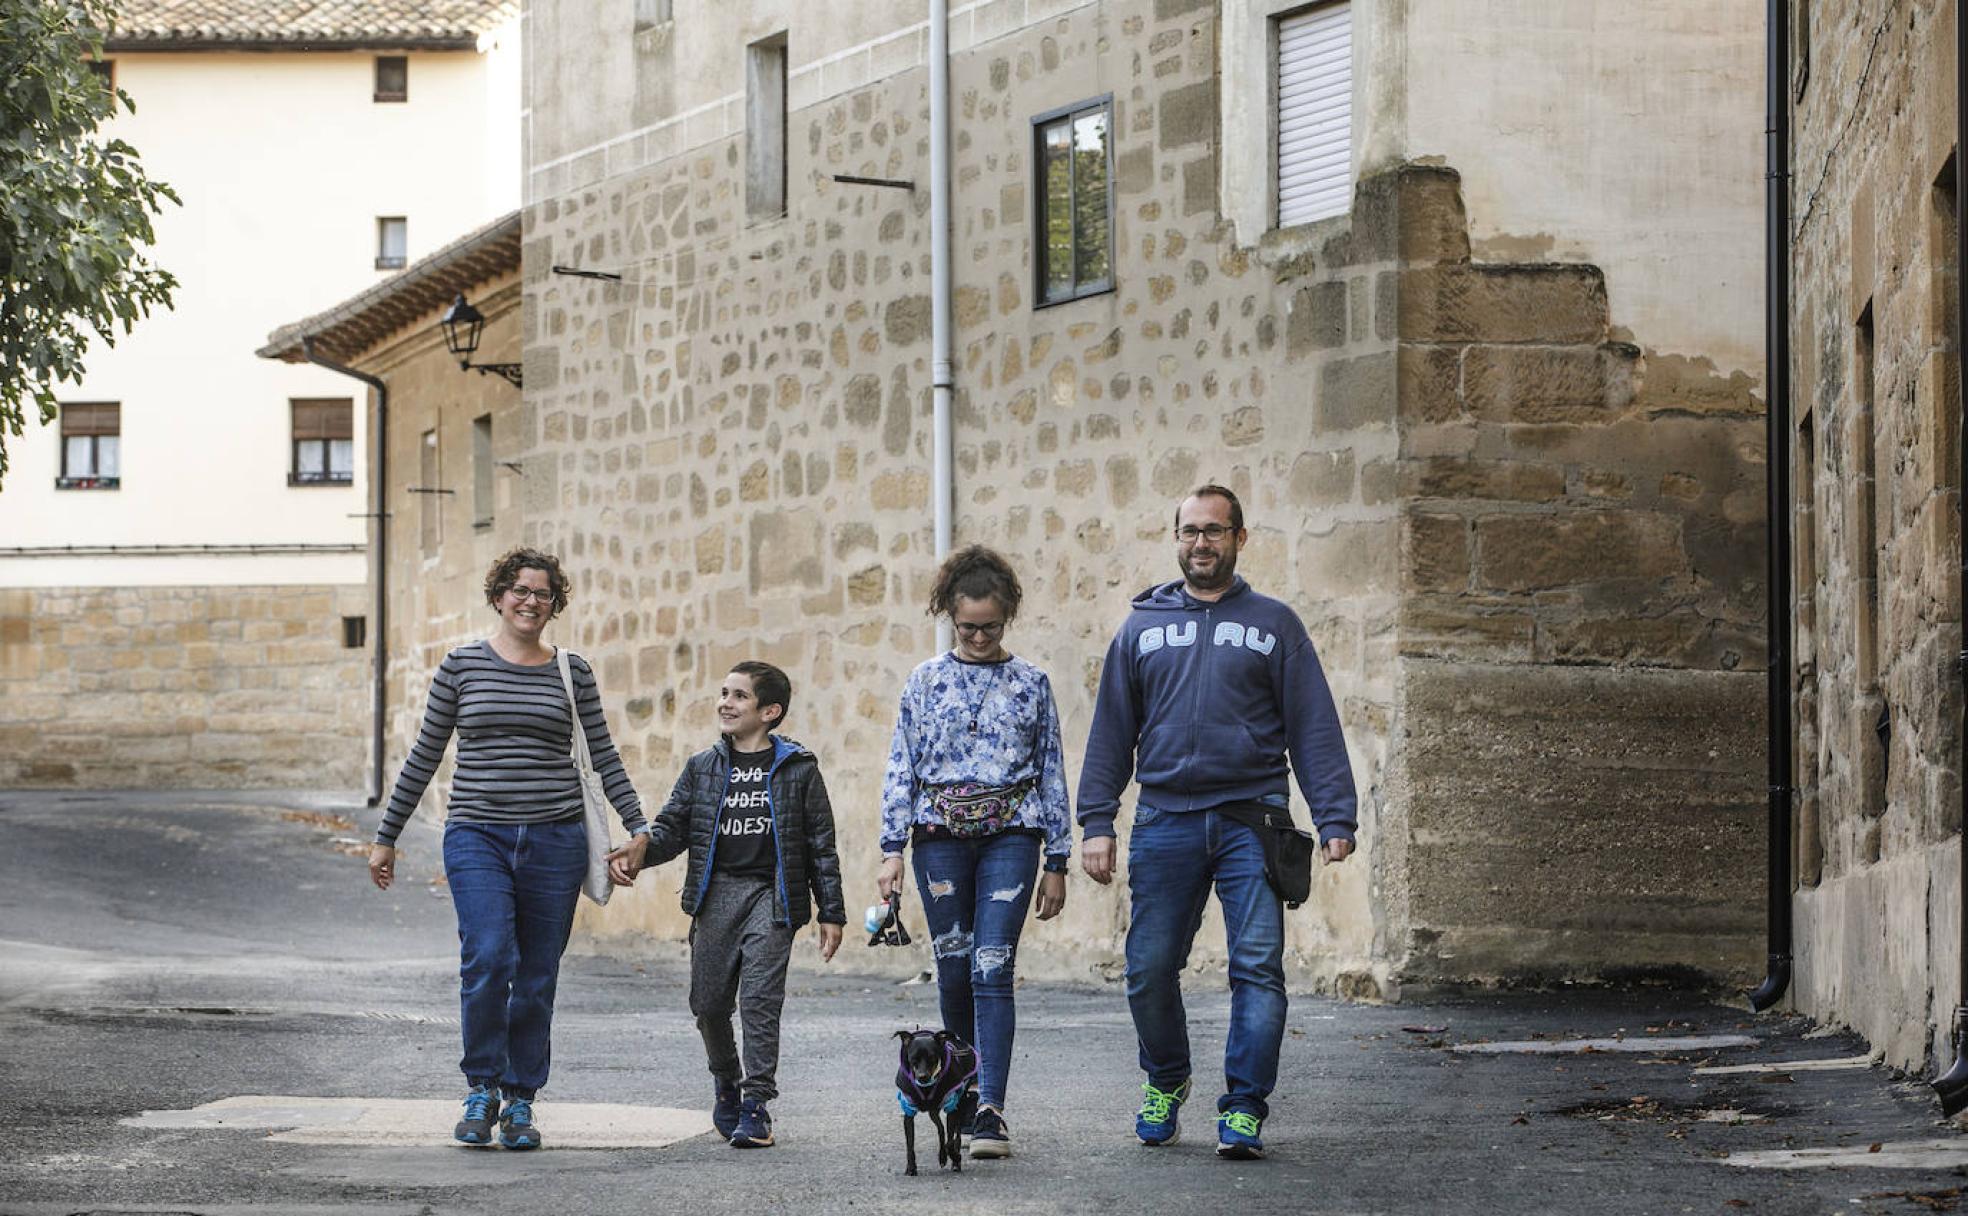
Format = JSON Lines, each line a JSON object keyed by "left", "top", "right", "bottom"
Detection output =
{"left": 61, "top": 402, "right": 119, "bottom": 436}
{"left": 293, "top": 399, "right": 353, "bottom": 441}
{"left": 1277, "top": 2, "right": 1353, "bottom": 227}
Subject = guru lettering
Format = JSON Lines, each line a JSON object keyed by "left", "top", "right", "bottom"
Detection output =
{"left": 1137, "top": 621, "right": 1276, "bottom": 656}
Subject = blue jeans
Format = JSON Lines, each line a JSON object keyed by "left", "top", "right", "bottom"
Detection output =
{"left": 911, "top": 831, "right": 1041, "bottom": 1111}
{"left": 1124, "top": 804, "right": 1286, "bottom": 1119}
{"left": 443, "top": 818, "right": 586, "bottom": 1099}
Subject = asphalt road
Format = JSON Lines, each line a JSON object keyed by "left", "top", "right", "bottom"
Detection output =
{"left": 4, "top": 789, "right": 1968, "bottom": 1215}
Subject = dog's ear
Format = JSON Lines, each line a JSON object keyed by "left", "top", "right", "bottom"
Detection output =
{"left": 894, "top": 1028, "right": 913, "bottom": 1041}
{"left": 932, "top": 1029, "right": 952, "bottom": 1043}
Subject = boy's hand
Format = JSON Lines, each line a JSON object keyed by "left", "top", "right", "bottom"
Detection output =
{"left": 368, "top": 843, "right": 396, "bottom": 890}
{"left": 818, "top": 923, "right": 842, "bottom": 961}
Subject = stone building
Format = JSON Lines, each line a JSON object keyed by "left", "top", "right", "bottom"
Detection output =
{"left": 478, "top": 0, "right": 1771, "bottom": 989}
{"left": 259, "top": 214, "right": 526, "bottom": 807}
{"left": 1783, "top": 0, "right": 1964, "bottom": 1073}
{"left": 0, "top": 1, "right": 519, "bottom": 789}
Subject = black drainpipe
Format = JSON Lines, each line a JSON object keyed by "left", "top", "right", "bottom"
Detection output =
{"left": 1749, "top": 0, "right": 1795, "bottom": 1014}
{"left": 1930, "top": 0, "right": 1968, "bottom": 1116}
{"left": 302, "top": 336, "right": 390, "bottom": 809}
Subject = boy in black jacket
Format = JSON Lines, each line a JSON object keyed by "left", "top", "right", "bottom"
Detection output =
{"left": 640, "top": 660, "right": 846, "bottom": 1148}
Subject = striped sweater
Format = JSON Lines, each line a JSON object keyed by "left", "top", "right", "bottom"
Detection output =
{"left": 375, "top": 640, "right": 647, "bottom": 846}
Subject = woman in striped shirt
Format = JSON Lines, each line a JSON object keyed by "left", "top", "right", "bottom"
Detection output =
{"left": 367, "top": 547, "right": 649, "bottom": 1150}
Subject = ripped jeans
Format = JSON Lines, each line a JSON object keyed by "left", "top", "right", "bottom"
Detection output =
{"left": 911, "top": 831, "right": 1041, "bottom": 1111}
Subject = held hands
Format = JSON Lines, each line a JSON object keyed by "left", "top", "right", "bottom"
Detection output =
{"left": 368, "top": 843, "right": 396, "bottom": 890}
{"left": 605, "top": 834, "right": 650, "bottom": 886}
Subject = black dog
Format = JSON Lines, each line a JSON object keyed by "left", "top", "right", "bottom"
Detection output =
{"left": 893, "top": 1028, "right": 978, "bottom": 1176}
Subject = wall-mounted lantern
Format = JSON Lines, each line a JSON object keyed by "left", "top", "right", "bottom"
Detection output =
{"left": 440, "top": 294, "right": 522, "bottom": 387}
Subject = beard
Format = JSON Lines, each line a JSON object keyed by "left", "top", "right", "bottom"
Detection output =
{"left": 1180, "top": 544, "right": 1239, "bottom": 592}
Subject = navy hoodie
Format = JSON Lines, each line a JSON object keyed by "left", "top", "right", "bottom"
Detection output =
{"left": 1076, "top": 576, "right": 1358, "bottom": 846}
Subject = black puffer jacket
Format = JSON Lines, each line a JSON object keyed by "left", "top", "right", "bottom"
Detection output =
{"left": 644, "top": 735, "right": 847, "bottom": 927}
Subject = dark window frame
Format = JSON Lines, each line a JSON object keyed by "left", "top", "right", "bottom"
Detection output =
{"left": 1031, "top": 94, "right": 1117, "bottom": 309}
{"left": 88, "top": 58, "right": 115, "bottom": 92}
{"left": 56, "top": 401, "right": 120, "bottom": 490}
{"left": 289, "top": 397, "right": 355, "bottom": 486}
{"left": 374, "top": 55, "right": 408, "bottom": 103}
{"left": 376, "top": 216, "right": 407, "bottom": 270}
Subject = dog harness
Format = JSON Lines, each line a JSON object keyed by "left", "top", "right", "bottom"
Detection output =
{"left": 895, "top": 1038, "right": 977, "bottom": 1117}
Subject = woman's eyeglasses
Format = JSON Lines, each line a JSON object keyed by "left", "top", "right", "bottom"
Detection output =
{"left": 503, "top": 587, "right": 555, "bottom": 604}
{"left": 955, "top": 621, "right": 1005, "bottom": 638}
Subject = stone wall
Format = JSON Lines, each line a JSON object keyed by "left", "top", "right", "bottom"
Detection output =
{"left": 0, "top": 584, "right": 368, "bottom": 789}
{"left": 1384, "top": 165, "right": 1769, "bottom": 987}
{"left": 517, "top": 0, "right": 1767, "bottom": 994}
{"left": 1787, "top": 0, "right": 1963, "bottom": 1070}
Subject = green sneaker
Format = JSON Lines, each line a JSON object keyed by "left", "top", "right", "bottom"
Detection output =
{"left": 1215, "top": 1109, "right": 1265, "bottom": 1159}
{"left": 1135, "top": 1079, "right": 1190, "bottom": 1145}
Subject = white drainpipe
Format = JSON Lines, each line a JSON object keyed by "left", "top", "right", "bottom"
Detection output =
{"left": 929, "top": 0, "right": 954, "bottom": 654}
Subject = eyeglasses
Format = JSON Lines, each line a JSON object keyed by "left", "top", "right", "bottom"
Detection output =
{"left": 955, "top": 620, "right": 1006, "bottom": 638}
{"left": 1175, "top": 524, "right": 1234, "bottom": 544}
{"left": 503, "top": 586, "right": 555, "bottom": 604}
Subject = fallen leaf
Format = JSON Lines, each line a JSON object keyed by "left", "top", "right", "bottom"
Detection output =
{"left": 1870, "top": 1142, "right": 1883, "bottom": 1153}
{"left": 1511, "top": 1115, "right": 1528, "bottom": 1125}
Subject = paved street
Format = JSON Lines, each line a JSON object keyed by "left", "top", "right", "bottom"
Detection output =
{"left": 4, "top": 790, "right": 1968, "bottom": 1215}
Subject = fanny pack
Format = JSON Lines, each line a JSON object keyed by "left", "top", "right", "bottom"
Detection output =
{"left": 929, "top": 780, "right": 1032, "bottom": 839}
{"left": 1216, "top": 801, "right": 1316, "bottom": 908}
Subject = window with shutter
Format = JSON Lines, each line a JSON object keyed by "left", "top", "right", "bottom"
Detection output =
{"left": 57, "top": 402, "right": 120, "bottom": 489}
{"left": 1276, "top": 2, "right": 1352, "bottom": 228}
{"left": 290, "top": 398, "right": 354, "bottom": 485}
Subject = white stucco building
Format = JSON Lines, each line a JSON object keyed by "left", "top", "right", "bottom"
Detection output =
{"left": 0, "top": 1, "right": 520, "bottom": 790}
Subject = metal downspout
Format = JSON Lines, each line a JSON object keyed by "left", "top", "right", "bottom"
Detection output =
{"left": 302, "top": 336, "right": 390, "bottom": 808}
{"left": 930, "top": 0, "right": 954, "bottom": 654}
{"left": 1930, "top": 0, "right": 1968, "bottom": 1115}
{"left": 1750, "top": 0, "right": 1795, "bottom": 1013}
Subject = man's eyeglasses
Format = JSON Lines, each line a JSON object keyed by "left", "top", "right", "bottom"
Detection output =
{"left": 1175, "top": 524, "right": 1234, "bottom": 544}
{"left": 955, "top": 621, "right": 1006, "bottom": 638}
{"left": 503, "top": 586, "right": 555, "bottom": 604}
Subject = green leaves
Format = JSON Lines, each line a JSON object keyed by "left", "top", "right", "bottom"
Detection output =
{"left": 0, "top": 0, "right": 178, "bottom": 486}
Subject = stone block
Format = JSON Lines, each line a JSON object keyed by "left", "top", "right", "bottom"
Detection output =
{"left": 1297, "top": 520, "right": 1397, "bottom": 599}
{"left": 885, "top": 295, "right": 932, "bottom": 345}
{"left": 1463, "top": 344, "right": 1624, "bottom": 424}
{"left": 749, "top": 511, "right": 825, "bottom": 593}
{"left": 1403, "top": 457, "right": 1565, "bottom": 503}
{"left": 1474, "top": 510, "right": 1684, "bottom": 592}
{"left": 1398, "top": 265, "right": 1608, "bottom": 345}
{"left": 1405, "top": 512, "right": 1470, "bottom": 592}
{"left": 694, "top": 526, "right": 726, "bottom": 574}
{"left": 1317, "top": 350, "right": 1394, "bottom": 431}
{"left": 1398, "top": 345, "right": 1462, "bottom": 424}
{"left": 1399, "top": 603, "right": 1534, "bottom": 663}
{"left": 1286, "top": 450, "right": 1355, "bottom": 507}
{"left": 1159, "top": 80, "right": 1215, "bottom": 150}
{"left": 870, "top": 468, "right": 930, "bottom": 510}
{"left": 1287, "top": 280, "right": 1347, "bottom": 358}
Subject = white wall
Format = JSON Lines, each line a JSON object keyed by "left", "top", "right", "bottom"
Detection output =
{"left": 0, "top": 39, "right": 520, "bottom": 588}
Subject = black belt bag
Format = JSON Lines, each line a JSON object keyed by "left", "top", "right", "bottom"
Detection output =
{"left": 1216, "top": 802, "right": 1317, "bottom": 909}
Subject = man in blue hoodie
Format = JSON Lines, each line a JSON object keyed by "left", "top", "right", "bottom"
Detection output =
{"left": 1079, "top": 484, "right": 1357, "bottom": 1160}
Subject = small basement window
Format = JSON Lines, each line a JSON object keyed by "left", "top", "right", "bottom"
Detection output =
{"left": 374, "top": 55, "right": 408, "bottom": 102}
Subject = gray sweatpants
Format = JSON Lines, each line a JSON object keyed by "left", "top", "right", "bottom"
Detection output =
{"left": 689, "top": 874, "right": 795, "bottom": 1102}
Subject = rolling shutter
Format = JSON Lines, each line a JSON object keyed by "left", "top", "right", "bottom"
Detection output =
{"left": 1277, "top": 2, "right": 1353, "bottom": 227}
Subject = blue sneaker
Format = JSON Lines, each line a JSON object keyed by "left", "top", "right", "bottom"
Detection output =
{"left": 1136, "top": 1079, "right": 1190, "bottom": 1146}
{"left": 1215, "top": 1109, "right": 1265, "bottom": 1159}
{"left": 498, "top": 1097, "right": 541, "bottom": 1150}
{"left": 730, "top": 1098, "right": 774, "bottom": 1148}
{"left": 453, "top": 1084, "right": 499, "bottom": 1146}
{"left": 712, "top": 1078, "right": 741, "bottom": 1139}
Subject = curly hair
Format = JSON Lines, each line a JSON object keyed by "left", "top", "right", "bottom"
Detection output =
{"left": 483, "top": 547, "right": 571, "bottom": 617}
{"left": 927, "top": 544, "right": 1023, "bottom": 621}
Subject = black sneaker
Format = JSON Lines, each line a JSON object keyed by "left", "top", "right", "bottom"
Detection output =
{"left": 499, "top": 1097, "right": 542, "bottom": 1150}
{"left": 712, "top": 1077, "right": 742, "bottom": 1140}
{"left": 453, "top": 1084, "right": 500, "bottom": 1146}
{"left": 730, "top": 1098, "right": 774, "bottom": 1148}
{"left": 969, "top": 1106, "right": 1011, "bottom": 1159}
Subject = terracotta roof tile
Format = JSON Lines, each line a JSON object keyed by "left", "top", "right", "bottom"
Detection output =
{"left": 106, "top": 1, "right": 518, "bottom": 49}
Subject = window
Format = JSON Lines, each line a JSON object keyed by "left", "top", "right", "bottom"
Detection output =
{"left": 746, "top": 34, "right": 787, "bottom": 220}
{"left": 57, "top": 402, "right": 120, "bottom": 489}
{"left": 376, "top": 217, "right": 407, "bottom": 270}
{"left": 1276, "top": 2, "right": 1352, "bottom": 227}
{"left": 342, "top": 616, "right": 368, "bottom": 649}
{"left": 1791, "top": 0, "right": 1810, "bottom": 101}
{"left": 1034, "top": 96, "right": 1114, "bottom": 307}
{"left": 634, "top": 0, "right": 673, "bottom": 32}
{"left": 88, "top": 58, "right": 114, "bottom": 92}
{"left": 419, "top": 429, "right": 441, "bottom": 554}
{"left": 290, "top": 398, "right": 354, "bottom": 485}
{"left": 472, "top": 413, "right": 494, "bottom": 528}
{"left": 374, "top": 55, "right": 408, "bottom": 103}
